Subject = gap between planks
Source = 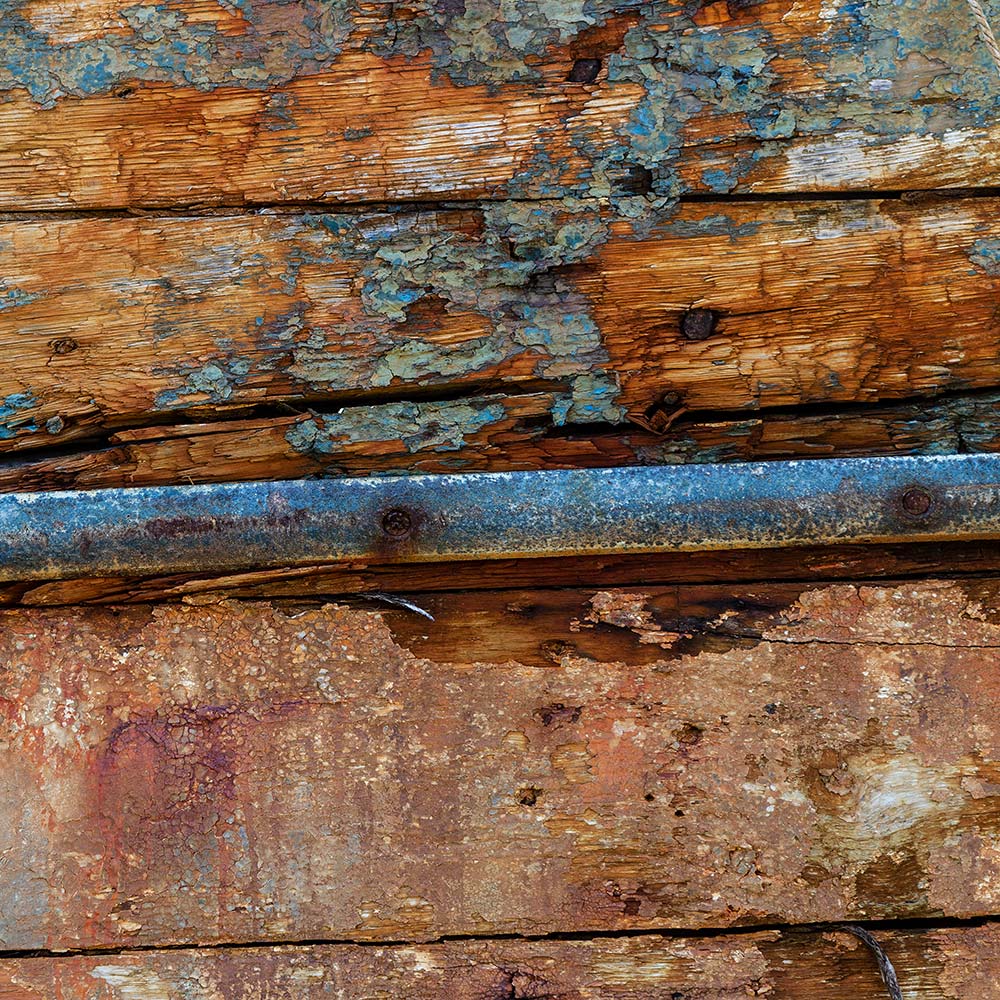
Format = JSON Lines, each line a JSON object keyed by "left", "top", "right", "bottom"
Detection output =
{"left": 2, "top": 186, "right": 1000, "bottom": 221}
{"left": 1, "top": 915, "right": 994, "bottom": 963}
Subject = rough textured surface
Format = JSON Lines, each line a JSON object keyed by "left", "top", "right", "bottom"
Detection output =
{"left": 0, "top": 924, "right": 998, "bottom": 998}
{"left": 4, "top": 582, "right": 1000, "bottom": 950}
{"left": 3, "top": 388, "right": 999, "bottom": 494}
{"left": 2, "top": 199, "right": 1000, "bottom": 457}
{"left": 5, "top": 537, "right": 1000, "bottom": 607}
{"left": 1, "top": 0, "right": 999, "bottom": 208}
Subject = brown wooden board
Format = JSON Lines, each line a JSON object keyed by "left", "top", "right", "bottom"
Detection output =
{"left": 1, "top": 0, "right": 998, "bottom": 208}
{"left": 1, "top": 389, "right": 998, "bottom": 495}
{"left": 1, "top": 198, "right": 1000, "bottom": 464}
{"left": 7, "top": 538, "right": 1000, "bottom": 607}
{"left": 0, "top": 924, "right": 996, "bottom": 998}
{"left": 3, "top": 581, "right": 1000, "bottom": 950}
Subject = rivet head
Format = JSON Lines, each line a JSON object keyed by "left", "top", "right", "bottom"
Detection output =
{"left": 381, "top": 509, "right": 413, "bottom": 538}
{"left": 680, "top": 308, "right": 720, "bottom": 341}
{"left": 900, "top": 487, "right": 933, "bottom": 517}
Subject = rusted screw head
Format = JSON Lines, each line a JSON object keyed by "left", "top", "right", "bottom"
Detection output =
{"left": 381, "top": 508, "right": 413, "bottom": 538}
{"left": 680, "top": 307, "right": 720, "bottom": 341}
{"left": 900, "top": 487, "right": 933, "bottom": 518}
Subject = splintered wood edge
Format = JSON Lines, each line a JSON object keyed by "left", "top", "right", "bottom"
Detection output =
{"left": 0, "top": 923, "right": 996, "bottom": 998}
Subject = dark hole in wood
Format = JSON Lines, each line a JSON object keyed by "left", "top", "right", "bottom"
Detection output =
{"left": 568, "top": 57, "right": 601, "bottom": 82}
{"left": 516, "top": 786, "right": 541, "bottom": 806}
{"left": 619, "top": 163, "right": 655, "bottom": 195}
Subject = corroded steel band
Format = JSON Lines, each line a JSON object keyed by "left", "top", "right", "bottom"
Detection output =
{"left": 1, "top": 454, "right": 998, "bottom": 581}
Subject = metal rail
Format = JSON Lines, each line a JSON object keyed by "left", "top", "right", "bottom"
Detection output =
{"left": 1, "top": 453, "right": 999, "bottom": 581}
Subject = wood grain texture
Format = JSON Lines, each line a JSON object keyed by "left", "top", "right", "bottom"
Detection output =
{"left": 2, "top": 197, "right": 1000, "bottom": 457}
{"left": 2, "top": 388, "right": 997, "bottom": 494}
{"left": 5, "top": 581, "right": 1000, "bottom": 950}
{"left": 0, "top": 924, "right": 997, "bottom": 998}
{"left": 7, "top": 537, "right": 1000, "bottom": 607}
{"left": 1, "top": 0, "right": 998, "bottom": 208}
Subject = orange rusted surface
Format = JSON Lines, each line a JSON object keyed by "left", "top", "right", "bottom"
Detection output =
{"left": 3, "top": 580, "right": 1000, "bottom": 950}
{"left": 0, "top": 925, "right": 998, "bottom": 998}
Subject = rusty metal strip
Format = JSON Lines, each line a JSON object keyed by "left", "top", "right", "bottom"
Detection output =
{"left": 1, "top": 454, "right": 999, "bottom": 581}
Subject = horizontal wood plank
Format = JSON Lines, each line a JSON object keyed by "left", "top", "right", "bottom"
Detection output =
{"left": 1, "top": 388, "right": 996, "bottom": 493}
{"left": 5, "top": 581, "right": 1000, "bottom": 949}
{"left": 2, "top": 198, "right": 1000, "bottom": 457}
{"left": 1, "top": 0, "right": 998, "bottom": 207}
{"left": 7, "top": 538, "right": 1000, "bottom": 606}
{"left": 0, "top": 924, "right": 997, "bottom": 998}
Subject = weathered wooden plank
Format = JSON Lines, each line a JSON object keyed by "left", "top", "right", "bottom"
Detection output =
{"left": 1, "top": 0, "right": 998, "bottom": 207}
{"left": 0, "top": 924, "right": 997, "bottom": 998}
{"left": 5, "top": 581, "right": 1000, "bottom": 950}
{"left": 6, "top": 537, "right": 1000, "bottom": 606}
{"left": 2, "top": 389, "right": 997, "bottom": 493}
{"left": 2, "top": 198, "right": 1000, "bottom": 454}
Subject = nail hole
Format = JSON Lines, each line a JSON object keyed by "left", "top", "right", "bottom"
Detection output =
{"left": 49, "top": 337, "right": 78, "bottom": 356}
{"left": 619, "top": 163, "right": 654, "bottom": 195}
{"left": 680, "top": 307, "right": 720, "bottom": 341}
{"left": 677, "top": 722, "right": 703, "bottom": 746}
{"left": 644, "top": 792, "right": 655, "bottom": 802}
{"left": 516, "top": 787, "right": 541, "bottom": 806}
{"left": 568, "top": 57, "right": 601, "bottom": 83}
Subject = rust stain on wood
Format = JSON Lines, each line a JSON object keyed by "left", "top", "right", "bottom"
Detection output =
{"left": 2, "top": 582, "right": 1000, "bottom": 950}
{"left": 0, "top": 924, "right": 997, "bottom": 998}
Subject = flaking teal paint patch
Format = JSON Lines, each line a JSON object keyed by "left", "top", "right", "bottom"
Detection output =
{"left": 0, "top": 391, "right": 38, "bottom": 439}
{"left": 0, "top": 284, "right": 40, "bottom": 311}
{"left": 968, "top": 238, "right": 1000, "bottom": 275}
{"left": 551, "top": 372, "right": 625, "bottom": 425}
{"left": 155, "top": 358, "right": 251, "bottom": 408}
{"left": 286, "top": 397, "right": 509, "bottom": 458}
{"left": 0, "top": 0, "right": 358, "bottom": 104}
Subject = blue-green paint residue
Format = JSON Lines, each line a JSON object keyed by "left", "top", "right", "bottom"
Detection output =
{"left": 969, "top": 238, "right": 1000, "bottom": 275}
{"left": 286, "top": 397, "right": 508, "bottom": 458}
{"left": 2, "top": 0, "right": 994, "bottom": 202}
{"left": 0, "top": 0, "right": 359, "bottom": 104}
{"left": 154, "top": 357, "right": 252, "bottom": 408}
{"left": 0, "top": 285, "right": 40, "bottom": 311}
{"left": 0, "top": 391, "right": 38, "bottom": 439}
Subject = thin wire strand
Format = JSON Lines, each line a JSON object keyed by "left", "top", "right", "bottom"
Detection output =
{"left": 966, "top": 0, "right": 1000, "bottom": 78}
{"left": 836, "top": 925, "right": 902, "bottom": 1000}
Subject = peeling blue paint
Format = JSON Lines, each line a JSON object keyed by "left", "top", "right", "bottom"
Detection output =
{"left": 0, "top": 391, "right": 38, "bottom": 439}
{"left": 155, "top": 358, "right": 252, "bottom": 408}
{"left": 0, "top": 285, "right": 40, "bottom": 311}
{"left": 969, "top": 238, "right": 1000, "bottom": 275}
{"left": 286, "top": 397, "right": 508, "bottom": 458}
